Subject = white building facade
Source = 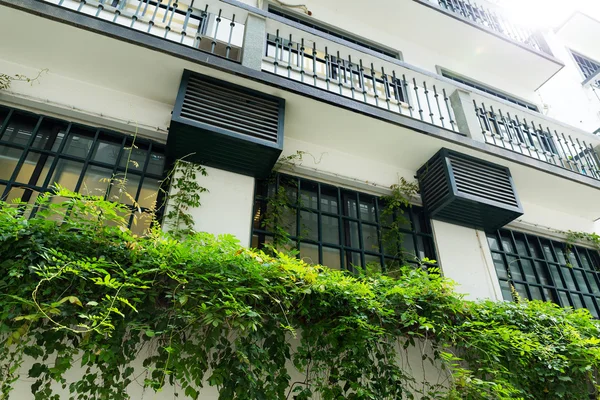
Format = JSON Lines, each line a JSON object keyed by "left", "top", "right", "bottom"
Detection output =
{"left": 1, "top": 0, "right": 600, "bottom": 397}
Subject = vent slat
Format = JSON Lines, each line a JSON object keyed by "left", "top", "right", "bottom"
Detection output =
{"left": 181, "top": 103, "right": 279, "bottom": 134}
{"left": 182, "top": 94, "right": 281, "bottom": 123}
{"left": 187, "top": 78, "right": 280, "bottom": 110}
{"left": 180, "top": 111, "right": 278, "bottom": 141}
{"left": 169, "top": 71, "right": 285, "bottom": 178}
{"left": 417, "top": 149, "right": 523, "bottom": 231}
{"left": 175, "top": 72, "right": 284, "bottom": 146}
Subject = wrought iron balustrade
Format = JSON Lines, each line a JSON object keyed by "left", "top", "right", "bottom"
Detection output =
{"left": 263, "top": 31, "right": 458, "bottom": 132}
{"left": 42, "top": 0, "right": 245, "bottom": 61}
{"left": 431, "top": 0, "right": 549, "bottom": 55}
{"left": 474, "top": 101, "right": 600, "bottom": 180}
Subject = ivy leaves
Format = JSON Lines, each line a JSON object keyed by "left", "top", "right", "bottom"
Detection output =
{"left": 0, "top": 193, "right": 600, "bottom": 399}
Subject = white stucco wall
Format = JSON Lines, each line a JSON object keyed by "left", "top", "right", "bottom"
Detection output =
{"left": 167, "top": 166, "right": 256, "bottom": 247}
{"left": 432, "top": 220, "right": 501, "bottom": 301}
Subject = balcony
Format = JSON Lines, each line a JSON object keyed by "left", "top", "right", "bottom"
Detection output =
{"left": 1, "top": 0, "right": 600, "bottom": 223}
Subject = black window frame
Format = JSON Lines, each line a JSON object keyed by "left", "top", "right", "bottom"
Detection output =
{"left": 267, "top": 5, "right": 401, "bottom": 60}
{"left": 441, "top": 70, "right": 539, "bottom": 112}
{"left": 571, "top": 50, "right": 600, "bottom": 85}
{"left": 0, "top": 105, "right": 167, "bottom": 228}
{"left": 488, "top": 229, "right": 600, "bottom": 318}
{"left": 251, "top": 173, "right": 437, "bottom": 272}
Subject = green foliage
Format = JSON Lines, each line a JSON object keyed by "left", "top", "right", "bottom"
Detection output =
{"left": 0, "top": 69, "right": 47, "bottom": 91}
{"left": 0, "top": 192, "right": 600, "bottom": 399}
{"left": 163, "top": 159, "right": 208, "bottom": 238}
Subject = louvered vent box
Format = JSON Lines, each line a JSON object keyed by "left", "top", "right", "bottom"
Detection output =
{"left": 168, "top": 70, "right": 285, "bottom": 178}
{"left": 417, "top": 149, "right": 523, "bottom": 231}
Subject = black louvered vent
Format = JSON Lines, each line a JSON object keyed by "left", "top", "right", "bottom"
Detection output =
{"left": 168, "top": 70, "right": 285, "bottom": 178}
{"left": 417, "top": 149, "right": 523, "bottom": 231}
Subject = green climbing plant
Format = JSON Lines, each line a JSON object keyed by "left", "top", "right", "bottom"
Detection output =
{"left": 162, "top": 158, "right": 208, "bottom": 238}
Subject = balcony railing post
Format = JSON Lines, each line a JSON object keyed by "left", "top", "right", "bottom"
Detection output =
{"left": 449, "top": 89, "right": 485, "bottom": 140}
{"left": 241, "top": 13, "right": 267, "bottom": 70}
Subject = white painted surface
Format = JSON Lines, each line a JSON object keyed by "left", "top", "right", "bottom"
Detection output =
{"left": 432, "top": 220, "right": 501, "bottom": 301}
{"left": 168, "top": 166, "right": 255, "bottom": 247}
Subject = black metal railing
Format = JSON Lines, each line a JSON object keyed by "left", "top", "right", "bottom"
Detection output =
{"left": 47, "top": 0, "right": 244, "bottom": 61}
{"left": 264, "top": 32, "right": 458, "bottom": 132}
{"left": 432, "top": 0, "right": 549, "bottom": 55}
{"left": 475, "top": 101, "right": 600, "bottom": 180}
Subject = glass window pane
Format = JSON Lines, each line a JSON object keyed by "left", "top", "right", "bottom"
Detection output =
{"left": 147, "top": 152, "right": 165, "bottom": 176}
{"left": 412, "top": 208, "right": 430, "bottom": 233}
{"left": 322, "top": 247, "right": 341, "bottom": 270}
{"left": 15, "top": 152, "right": 54, "bottom": 187}
{"left": 529, "top": 286, "right": 543, "bottom": 300}
{"left": 138, "top": 178, "right": 160, "bottom": 209}
{"left": 583, "top": 296, "right": 599, "bottom": 318}
{"left": 554, "top": 246, "right": 567, "bottom": 265}
{"left": 507, "top": 256, "right": 523, "bottom": 281}
{"left": 492, "top": 253, "right": 509, "bottom": 280}
{"left": 1, "top": 112, "right": 39, "bottom": 146}
{"left": 487, "top": 234, "right": 500, "bottom": 251}
{"left": 358, "top": 195, "right": 376, "bottom": 223}
{"left": 527, "top": 238, "right": 542, "bottom": 259}
{"left": 342, "top": 192, "right": 358, "bottom": 218}
{"left": 571, "top": 294, "right": 584, "bottom": 309}
{"left": 543, "top": 288, "right": 557, "bottom": 303}
{"left": 32, "top": 119, "right": 67, "bottom": 149}
{"left": 0, "top": 146, "right": 23, "bottom": 180}
{"left": 344, "top": 220, "right": 360, "bottom": 248}
{"left": 549, "top": 265, "right": 565, "bottom": 289}
{"left": 586, "top": 273, "right": 600, "bottom": 293}
{"left": 92, "top": 138, "right": 122, "bottom": 164}
{"left": 50, "top": 159, "right": 85, "bottom": 191}
{"left": 499, "top": 280, "right": 513, "bottom": 301}
{"left": 573, "top": 269, "right": 589, "bottom": 292}
{"left": 514, "top": 234, "right": 528, "bottom": 256}
{"left": 580, "top": 252, "right": 592, "bottom": 270}
{"left": 500, "top": 232, "right": 514, "bottom": 253}
{"left": 542, "top": 241, "right": 555, "bottom": 262}
{"left": 513, "top": 283, "right": 529, "bottom": 300}
{"left": 558, "top": 291, "right": 572, "bottom": 307}
{"left": 362, "top": 224, "right": 379, "bottom": 253}
{"left": 300, "top": 210, "right": 318, "bottom": 241}
{"left": 61, "top": 128, "right": 95, "bottom": 158}
{"left": 521, "top": 260, "right": 537, "bottom": 282}
{"left": 561, "top": 267, "right": 578, "bottom": 291}
{"left": 320, "top": 185, "right": 338, "bottom": 214}
{"left": 534, "top": 261, "right": 551, "bottom": 286}
{"left": 119, "top": 145, "right": 148, "bottom": 172}
{"left": 299, "top": 242, "right": 319, "bottom": 265}
{"left": 346, "top": 251, "right": 362, "bottom": 269}
{"left": 82, "top": 165, "right": 113, "bottom": 197}
{"left": 567, "top": 251, "right": 580, "bottom": 269}
{"left": 322, "top": 216, "right": 339, "bottom": 245}
{"left": 130, "top": 213, "right": 153, "bottom": 237}
{"left": 300, "top": 180, "right": 318, "bottom": 209}
{"left": 416, "top": 236, "right": 433, "bottom": 261}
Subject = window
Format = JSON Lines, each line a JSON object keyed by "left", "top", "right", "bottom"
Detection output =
{"left": 441, "top": 71, "right": 539, "bottom": 112}
{"left": 0, "top": 106, "right": 166, "bottom": 234}
{"left": 267, "top": 6, "right": 400, "bottom": 59}
{"left": 251, "top": 174, "right": 436, "bottom": 271}
{"left": 488, "top": 229, "right": 600, "bottom": 318}
{"left": 571, "top": 50, "right": 600, "bottom": 84}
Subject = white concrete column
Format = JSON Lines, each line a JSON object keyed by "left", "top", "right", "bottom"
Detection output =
{"left": 449, "top": 89, "right": 486, "bottom": 142}
{"left": 167, "top": 165, "right": 255, "bottom": 246}
{"left": 432, "top": 220, "right": 502, "bottom": 301}
{"left": 241, "top": 14, "right": 267, "bottom": 70}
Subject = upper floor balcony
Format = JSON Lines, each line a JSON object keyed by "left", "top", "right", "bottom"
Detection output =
{"left": 1, "top": 0, "right": 599, "bottom": 224}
